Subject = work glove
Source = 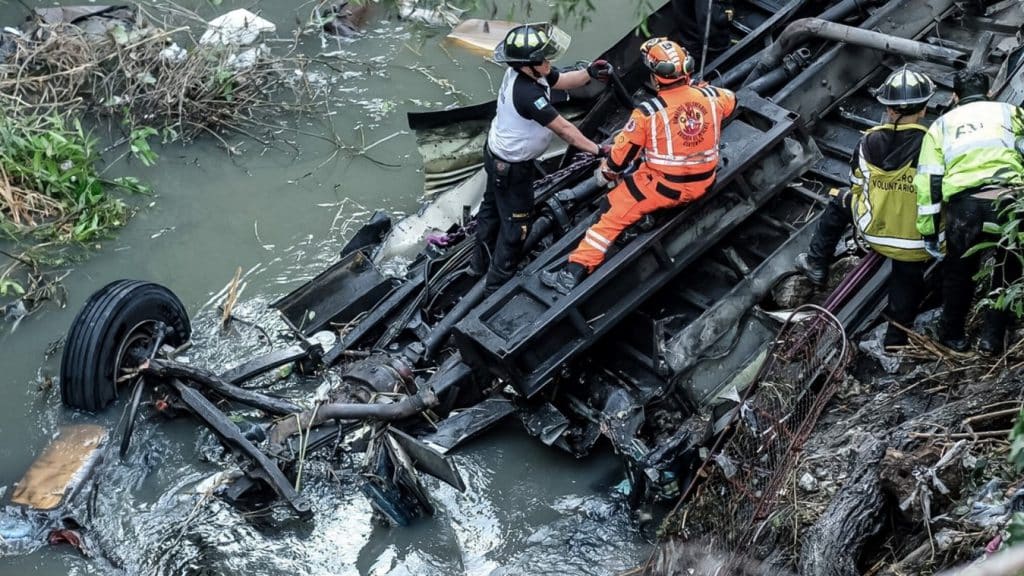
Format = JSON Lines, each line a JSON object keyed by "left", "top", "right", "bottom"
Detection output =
{"left": 587, "top": 59, "right": 613, "bottom": 82}
{"left": 596, "top": 158, "right": 619, "bottom": 187}
{"left": 597, "top": 144, "right": 612, "bottom": 158}
{"left": 924, "top": 236, "right": 943, "bottom": 261}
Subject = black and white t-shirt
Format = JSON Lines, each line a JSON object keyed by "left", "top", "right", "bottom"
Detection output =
{"left": 487, "top": 67, "right": 562, "bottom": 162}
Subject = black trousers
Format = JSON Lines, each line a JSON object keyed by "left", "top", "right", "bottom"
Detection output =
{"left": 471, "top": 147, "right": 536, "bottom": 295}
{"left": 805, "top": 191, "right": 852, "bottom": 270}
{"left": 808, "top": 191, "right": 927, "bottom": 344}
{"left": 940, "top": 191, "right": 1021, "bottom": 340}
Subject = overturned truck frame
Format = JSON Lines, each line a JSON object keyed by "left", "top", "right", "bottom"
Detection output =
{"left": 39, "top": 0, "right": 1024, "bottom": 531}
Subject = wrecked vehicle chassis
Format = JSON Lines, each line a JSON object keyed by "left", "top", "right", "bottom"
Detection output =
{"left": 48, "top": 0, "right": 1002, "bottom": 527}
{"left": 52, "top": 90, "right": 818, "bottom": 523}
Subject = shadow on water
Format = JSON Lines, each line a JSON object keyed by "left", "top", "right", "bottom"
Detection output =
{"left": 0, "top": 0, "right": 650, "bottom": 574}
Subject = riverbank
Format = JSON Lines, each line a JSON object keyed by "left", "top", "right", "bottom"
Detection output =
{"left": 0, "top": 2, "right": 347, "bottom": 325}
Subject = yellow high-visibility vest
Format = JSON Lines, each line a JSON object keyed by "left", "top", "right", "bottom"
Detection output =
{"left": 851, "top": 123, "right": 933, "bottom": 262}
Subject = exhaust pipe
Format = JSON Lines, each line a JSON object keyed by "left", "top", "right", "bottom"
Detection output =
{"left": 743, "top": 17, "right": 966, "bottom": 86}
{"left": 714, "top": 0, "right": 884, "bottom": 88}
{"left": 267, "top": 388, "right": 439, "bottom": 447}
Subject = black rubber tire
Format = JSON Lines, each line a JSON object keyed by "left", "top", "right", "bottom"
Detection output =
{"left": 60, "top": 280, "right": 190, "bottom": 411}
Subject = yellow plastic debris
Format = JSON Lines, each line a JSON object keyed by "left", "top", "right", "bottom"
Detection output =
{"left": 445, "top": 19, "right": 518, "bottom": 56}
{"left": 12, "top": 424, "right": 107, "bottom": 511}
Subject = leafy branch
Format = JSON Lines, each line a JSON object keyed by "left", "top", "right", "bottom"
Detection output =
{"left": 965, "top": 194, "right": 1024, "bottom": 318}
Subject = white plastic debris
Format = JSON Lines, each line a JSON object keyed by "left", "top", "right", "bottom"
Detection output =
{"left": 185, "top": 469, "right": 242, "bottom": 497}
{"left": 309, "top": 330, "right": 337, "bottom": 350}
{"left": 225, "top": 44, "right": 268, "bottom": 71}
{"left": 199, "top": 9, "right": 276, "bottom": 46}
{"left": 159, "top": 42, "right": 187, "bottom": 63}
{"left": 799, "top": 472, "right": 819, "bottom": 492}
{"left": 858, "top": 323, "right": 901, "bottom": 373}
{"left": 934, "top": 528, "right": 959, "bottom": 551}
{"left": 714, "top": 453, "right": 738, "bottom": 479}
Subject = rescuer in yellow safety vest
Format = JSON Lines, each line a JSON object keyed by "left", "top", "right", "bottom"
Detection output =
{"left": 795, "top": 67, "right": 936, "bottom": 348}
{"left": 914, "top": 69, "right": 1024, "bottom": 354}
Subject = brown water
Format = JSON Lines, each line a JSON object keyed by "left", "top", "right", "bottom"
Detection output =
{"left": 0, "top": 1, "right": 649, "bottom": 574}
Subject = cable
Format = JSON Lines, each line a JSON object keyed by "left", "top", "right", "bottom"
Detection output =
{"left": 293, "top": 403, "right": 320, "bottom": 492}
{"left": 700, "top": 0, "right": 714, "bottom": 80}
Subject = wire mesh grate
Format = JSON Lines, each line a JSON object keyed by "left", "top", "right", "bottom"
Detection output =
{"left": 678, "top": 305, "right": 852, "bottom": 567}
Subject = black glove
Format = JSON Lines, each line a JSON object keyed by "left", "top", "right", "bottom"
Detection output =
{"left": 596, "top": 144, "right": 611, "bottom": 157}
{"left": 587, "top": 59, "right": 613, "bottom": 82}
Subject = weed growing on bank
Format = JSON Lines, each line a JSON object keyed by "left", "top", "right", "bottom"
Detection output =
{"left": 0, "top": 112, "right": 148, "bottom": 305}
{"left": 0, "top": 3, "right": 333, "bottom": 321}
{"left": 0, "top": 113, "right": 147, "bottom": 245}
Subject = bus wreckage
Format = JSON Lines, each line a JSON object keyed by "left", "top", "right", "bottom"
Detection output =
{"left": 16, "top": 0, "right": 1024, "bottom": 543}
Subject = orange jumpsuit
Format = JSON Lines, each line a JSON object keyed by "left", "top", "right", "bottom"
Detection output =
{"left": 568, "top": 81, "right": 737, "bottom": 272}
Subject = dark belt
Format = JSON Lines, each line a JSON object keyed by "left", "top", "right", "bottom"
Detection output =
{"left": 624, "top": 176, "right": 645, "bottom": 201}
{"left": 663, "top": 168, "right": 716, "bottom": 183}
{"left": 624, "top": 168, "right": 716, "bottom": 203}
{"left": 485, "top": 143, "right": 534, "bottom": 167}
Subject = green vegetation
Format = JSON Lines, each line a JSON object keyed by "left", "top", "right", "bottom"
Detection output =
{"left": 0, "top": 113, "right": 148, "bottom": 304}
{"left": 965, "top": 196, "right": 1024, "bottom": 318}
{"left": 0, "top": 2, "right": 329, "bottom": 319}
{"left": 0, "top": 114, "right": 148, "bottom": 245}
{"left": 1003, "top": 410, "right": 1024, "bottom": 546}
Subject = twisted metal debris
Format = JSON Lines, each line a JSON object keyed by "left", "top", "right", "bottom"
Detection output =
{"left": 662, "top": 304, "right": 852, "bottom": 572}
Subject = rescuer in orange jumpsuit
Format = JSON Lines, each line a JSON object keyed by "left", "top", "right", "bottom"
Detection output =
{"left": 542, "top": 38, "right": 737, "bottom": 294}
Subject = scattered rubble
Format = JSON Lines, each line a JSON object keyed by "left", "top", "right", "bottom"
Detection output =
{"left": 647, "top": 322, "right": 1024, "bottom": 576}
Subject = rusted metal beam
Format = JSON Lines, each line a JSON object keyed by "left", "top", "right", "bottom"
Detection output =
{"left": 143, "top": 358, "right": 301, "bottom": 416}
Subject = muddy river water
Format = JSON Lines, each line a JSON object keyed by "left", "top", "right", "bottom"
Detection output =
{"left": 0, "top": 0, "right": 649, "bottom": 574}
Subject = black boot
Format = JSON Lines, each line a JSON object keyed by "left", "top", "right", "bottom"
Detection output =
{"left": 883, "top": 325, "right": 908, "bottom": 350}
{"left": 925, "top": 320, "right": 969, "bottom": 353}
{"left": 796, "top": 192, "right": 851, "bottom": 285}
{"left": 795, "top": 252, "right": 828, "bottom": 285}
{"left": 468, "top": 242, "right": 489, "bottom": 278}
{"left": 979, "top": 308, "right": 1010, "bottom": 356}
{"left": 541, "top": 262, "right": 587, "bottom": 296}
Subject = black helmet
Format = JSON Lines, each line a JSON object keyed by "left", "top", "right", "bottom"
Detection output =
{"left": 494, "top": 22, "right": 571, "bottom": 66}
{"left": 953, "top": 69, "right": 990, "bottom": 101}
{"left": 874, "top": 67, "right": 934, "bottom": 112}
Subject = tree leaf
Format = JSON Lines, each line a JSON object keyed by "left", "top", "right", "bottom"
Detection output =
{"left": 1008, "top": 513, "right": 1024, "bottom": 548}
{"left": 0, "top": 279, "right": 25, "bottom": 296}
{"left": 963, "top": 241, "right": 998, "bottom": 258}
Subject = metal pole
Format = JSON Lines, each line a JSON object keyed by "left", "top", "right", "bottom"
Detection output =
{"left": 743, "top": 18, "right": 966, "bottom": 86}
{"left": 700, "top": 0, "right": 714, "bottom": 80}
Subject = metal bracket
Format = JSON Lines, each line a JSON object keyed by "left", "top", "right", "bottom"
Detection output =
{"left": 168, "top": 379, "right": 312, "bottom": 519}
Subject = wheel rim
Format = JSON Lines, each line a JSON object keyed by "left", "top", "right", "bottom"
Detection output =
{"left": 112, "top": 320, "right": 160, "bottom": 400}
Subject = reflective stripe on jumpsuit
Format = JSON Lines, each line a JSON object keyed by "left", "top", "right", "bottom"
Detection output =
{"left": 567, "top": 83, "right": 735, "bottom": 272}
